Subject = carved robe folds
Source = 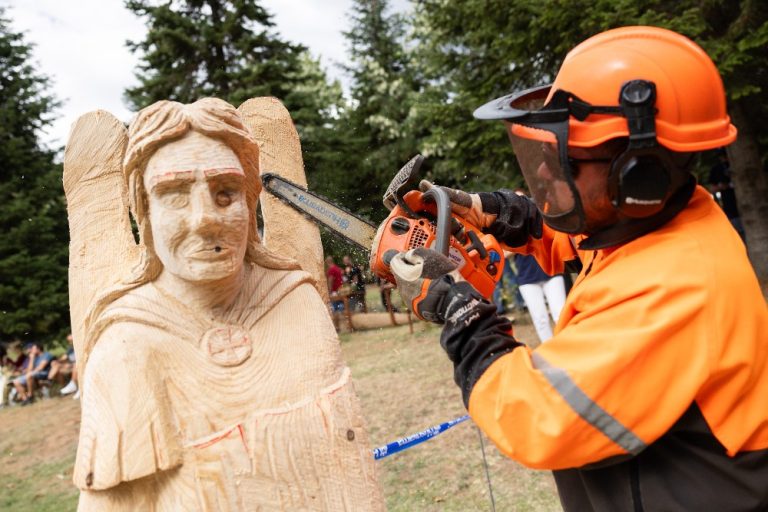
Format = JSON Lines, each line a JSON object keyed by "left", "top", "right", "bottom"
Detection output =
{"left": 75, "top": 265, "right": 382, "bottom": 511}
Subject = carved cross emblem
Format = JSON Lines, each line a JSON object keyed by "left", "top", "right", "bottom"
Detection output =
{"left": 202, "top": 325, "right": 252, "bottom": 367}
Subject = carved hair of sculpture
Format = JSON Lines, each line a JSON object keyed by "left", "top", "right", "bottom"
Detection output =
{"left": 81, "top": 98, "right": 296, "bottom": 371}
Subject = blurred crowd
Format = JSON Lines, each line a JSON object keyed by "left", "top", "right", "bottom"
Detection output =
{"left": 0, "top": 333, "right": 78, "bottom": 408}
{"left": 325, "top": 255, "right": 369, "bottom": 314}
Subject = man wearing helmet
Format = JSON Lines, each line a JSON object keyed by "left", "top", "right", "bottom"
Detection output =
{"left": 391, "top": 26, "right": 768, "bottom": 511}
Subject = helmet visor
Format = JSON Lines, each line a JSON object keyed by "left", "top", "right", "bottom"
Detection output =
{"left": 475, "top": 85, "right": 624, "bottom": 233}
{"left": 505, "top": 124, "right": 584, "bottom": 233}
{"left": 480, "top": 86, "right": 579, "bottom": 221}
{"left": 473, "top": 84, "right": 553, "bottom": 120}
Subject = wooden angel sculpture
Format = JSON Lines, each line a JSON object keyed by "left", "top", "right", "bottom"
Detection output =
{"left": 63, "top": 98, "right": 384, "bottom": 511}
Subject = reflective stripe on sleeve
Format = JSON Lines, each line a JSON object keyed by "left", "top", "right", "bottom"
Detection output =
{"left": 532, "top": 352, "right": 647, "bottom": 455}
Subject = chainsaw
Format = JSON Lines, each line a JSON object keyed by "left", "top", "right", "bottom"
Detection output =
{"left": 261, "top": 155, "right": 504, "bottom": 299}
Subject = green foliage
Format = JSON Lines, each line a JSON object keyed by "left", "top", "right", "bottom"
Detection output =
{"left": 308, "top": 0, "right": 423, "bottom": 223}
{"left": 694, "top": 0, "right": 768, "bottom": 167}
{"left": 125, "top": 0, "right": 304, "bottom": 109}
{"left": 124, "top": 0, "right": 344, "bottom": 169}
{"left": 0, "top": 8, "right": 69, "bottom": 345}
{"left": 697, "top": 1, "right": 768, "bottom": 99}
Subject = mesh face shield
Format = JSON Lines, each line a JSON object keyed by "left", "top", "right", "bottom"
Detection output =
{"left": 505, "top": 124, "right": 583, "bottom": 233}
{"left": 475, "top": 85, "right": 622, "bottom": 234}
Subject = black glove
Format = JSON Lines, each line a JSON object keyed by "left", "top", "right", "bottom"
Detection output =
{"left": 476, "top": 189, "right": 543, "bottom": 248}
{"left": 439, "top": 282, "right": 523, "bottom": 405}
{"left": 391, "top": 247, "right": 523, "bottom": 405}
{"left": 419, "top": 181, "right": 543, "bottom": 248}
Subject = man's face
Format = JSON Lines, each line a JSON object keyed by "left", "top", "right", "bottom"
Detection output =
{"left": 144, "top": 131, "right": 250, "bottom": 283}
{"left": 508, "top": 121, "right": 624, "bottom": 234}
{"left": 567, "top": 145, "right": 620, "bottom": 234}
{"left": 343, "top": 256, "right": 352, "bottom": 266}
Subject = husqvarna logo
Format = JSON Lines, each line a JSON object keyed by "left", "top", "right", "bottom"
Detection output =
{"left": 625, "top": 197, "right": 662, "bottom": 205}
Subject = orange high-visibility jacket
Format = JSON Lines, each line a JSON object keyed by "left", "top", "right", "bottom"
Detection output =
{"left": 469, "top": 186, "right": 768, "bottom": 471}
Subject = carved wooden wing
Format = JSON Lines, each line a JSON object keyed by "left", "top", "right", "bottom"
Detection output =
{"left": 238, "top": 97, "right": 328, "bottom": 302}
{"left": 63, "top": 111, "right": 139, "bottom": 366}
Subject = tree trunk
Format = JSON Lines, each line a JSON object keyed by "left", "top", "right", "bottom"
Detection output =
{"left": 725, "top": 100, "right": 768, "bottom": 282}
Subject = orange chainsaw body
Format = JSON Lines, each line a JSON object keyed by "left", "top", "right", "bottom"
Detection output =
{"left": 370, "top": 190, "right": 504, "bottom": 299}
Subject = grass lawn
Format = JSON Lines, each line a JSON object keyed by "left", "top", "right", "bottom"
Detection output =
{"left": 0, "top": 306, "right": 560, "bottom": 511}
{"left": 0, "top": 397, "right": 80, "bottom": 511}
{"left": 341, "top": 318, "right": 560, "bottom": 511}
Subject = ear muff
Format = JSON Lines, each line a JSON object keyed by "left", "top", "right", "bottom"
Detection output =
{"left": 607, "top": 80, "right": 687, "bottom": 218}
{"left": 609, "top": 148, "right": 674, "bottom": 217}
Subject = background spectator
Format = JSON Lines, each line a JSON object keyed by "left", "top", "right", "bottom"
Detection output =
{"left": 1, "top": 341, "right": 26, "bottom": 407}
{"left": 515, "top": 254, "right": 567, "bottom": 344}
{"left": 48, "top": 333, "right": 78, "bottom": 399}
{"left": 492, "top": 257, "right": 524, "bottom": 315}
{"left": 325, "top": 256, "right": 344, "bottom": 313}
{"left": 12, "top": 342, "right": 53, "bottom": 405}
{"left": 342, "top": 255, "right": 367, "bottom": 312}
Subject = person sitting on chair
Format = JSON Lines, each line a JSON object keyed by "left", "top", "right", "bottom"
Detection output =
{"left": 12, "top": 342, "right": 53, "bottom": 405}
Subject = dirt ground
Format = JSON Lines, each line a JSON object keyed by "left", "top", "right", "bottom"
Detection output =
{"left": 0, "top": 311, "right": 560, "bottom": 512}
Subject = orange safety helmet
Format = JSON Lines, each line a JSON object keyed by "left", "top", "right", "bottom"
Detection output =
{"left": 477, "top": 26, "right": 737, "bottom": 151}
{"left": 546, "top": 26, "right": 736, "bottom": 151}
{"left": 474, "top": 26, "right": 737, "bottom": 234}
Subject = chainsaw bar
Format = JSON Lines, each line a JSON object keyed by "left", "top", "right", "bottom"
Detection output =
{"left": 261, "top": 173, "right": 378, "bottom": 251}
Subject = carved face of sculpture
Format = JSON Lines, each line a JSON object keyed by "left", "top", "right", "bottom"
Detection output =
{"left": 144, "top": 131, "right": 250, "bottom": 283}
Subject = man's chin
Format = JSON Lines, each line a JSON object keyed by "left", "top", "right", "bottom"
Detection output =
{"left": 583, "top": 213, "right": 622, "bottom": 235}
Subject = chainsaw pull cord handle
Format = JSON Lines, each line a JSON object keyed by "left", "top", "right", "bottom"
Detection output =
{"left": 421, "top": 186, "right": 451, "bottom": 257}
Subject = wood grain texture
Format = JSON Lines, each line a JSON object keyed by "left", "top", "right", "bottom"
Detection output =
{"left": 238, "top": 97, "right": 329, "bottom": 303}
{"left": 66, "top": 99, "right": 383, "bottom": 511}
{"left": 63, "top": 111, "right": 137, "bottom": 368}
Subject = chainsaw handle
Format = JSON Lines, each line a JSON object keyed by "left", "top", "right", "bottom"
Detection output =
{"left": 421, "top": 186, "right": 451, "bottom": 257}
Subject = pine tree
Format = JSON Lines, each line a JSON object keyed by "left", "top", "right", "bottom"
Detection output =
{"left": 0, "top": 8, "right": 69, "bottom": 345}
{"left": 124, "top": 0, "right": 344, "bottom": 143}
{"left": 125, "top": 0, "right": 306, "bottom": 108}
{"left": 410, "top": 0, "right": 540, "bottom": 190}
{"left": 303, "top": 0, "right": 423, "bottom": 229}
